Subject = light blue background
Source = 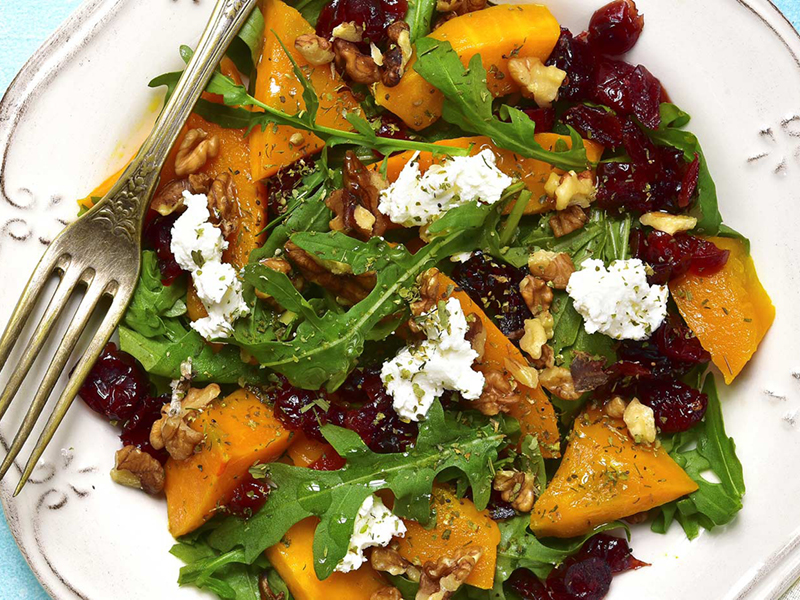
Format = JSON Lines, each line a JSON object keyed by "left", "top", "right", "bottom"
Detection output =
{"left": 1, "top": 0, "right": 799, "bottom": 598}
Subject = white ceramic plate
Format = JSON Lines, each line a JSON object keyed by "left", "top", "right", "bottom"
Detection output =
{"left": 2, "top": 0, "right": 800, "bottom": 598}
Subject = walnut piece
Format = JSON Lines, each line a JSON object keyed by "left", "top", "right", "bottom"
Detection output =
{"left": 539, "top": 366, "right": 581, "bottom": 401}
{"left": 327, "top": 151, "right": 389, "bottom": 239}
{"left": 529, "top": 343, "right": 555, "bottom": 370}
{"left": 473, "top": 369, "right": 522, "bottom": 416}
{"left": 370, "top": 547, "right": 421, "bottom": 581}
{"left": 334, "top": 38, "right": 381, "bottom": 84}
{"left": 150, "top": 384, "right": 220, "bottom": 460}
{"left": 151, "top": 173, "right": 212, "bottom": 216}
{"left": 465, "top": 314, "right": 487, "bottom": 360}
{"left": 639, "top": 212, "right": 698, "bottom": 235}
{"left": 417, "top": 546, "right": 483, "bottom": 600}
{"left": 332, "top": 21, "right": 364, "bottom": 42}
{"left": 543, "top": 253, "right": 575, "bottom": 290}
{"left": 504, "top": 357, "right": 539, "bottom": 389}
{"left": 605, "top": 396, "right": 628, "bottom": 419}
{"left": 508, "top": 56, "right": 567, "bottom": 108}
{"left": 259, "top": 572, "right": 286, "bottom": 600}
{"left": 528, "top": 250, "right": 558, "bottom": 278}
{"left": 111, "top": 446, "right": 165, "bottom": 494}
{"left": 493, "top": 469, "right": 536, "bottom": 512}
{"left": 623, "top": 398, "right": 656, "bottom": 444}
{"left": 175, "top": 128, "right": 220, "bottom": 177}
{"left": 569, "top": 351, "right": 609, "bottom": 393}
{"left": 294, "top": 33, "right": 335, "bottom": 65}
{"left": 285, "top": 240, "right": 376, "bottom": 304}
{"left": 519, "top": 275, "right": 553, "bottom": 315}
{"left": 207, "top": 172, "right": 240, "bottom": 237}
{"left": 381, "top": 22, "right": 413, "bottom": 87}
{"left": 371, "top": 588, "right": 402, "bottom": 600}
{"left": 410, "top": 268, "right": 445, "bottom": 318}
{"left": 519, "top": 311, "right": 554, "bottom": 361}
{"left": 550, "top": 205, "right": 589, "bottom": 238}
{"left": 436, "top": 0, "right": 486, "bottom": 14}
{"left": 544, "top": 170, "right": 596, "bottom": 211}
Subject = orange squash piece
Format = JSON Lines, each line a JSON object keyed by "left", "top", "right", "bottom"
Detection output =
{"left": 395, "top": 487, "right": 500, "bottom": 590}
{"left": 249, "top": 0, "right": 363, "bottom": 181}
{"left": 427, "top": 270, "right": 560, "bottom": 457}
{"left": 530, "top": 407, "right": 698, "bottom": 538}
{"left": 380, "top": 135, "right": 603, "bottom": 215}
{"left": 375, "top": 5, "right": 560, "bottom": 130}
{"left": 669, "top": 237, "right": 774, "bottom": 384}
{"left": 286, "top": 431, "right": 332, "bottom": 467}
{"left": 164, "top": 389, "right": 293, "bottom": 537}
{"left": 266, "top": 517, "right": 387, "bottom": 600}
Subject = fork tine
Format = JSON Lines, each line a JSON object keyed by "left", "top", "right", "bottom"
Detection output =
{"left": 13, "top": 282, "right": 127, "bottom": 496}
{"left": 0, "top": 262, "right": 85, "bottom": 423}
{"left": 0, "top": 278, "right": 106, "bottom": 481}
{"left": 0, "top": 252, "right": 66, "bottom": 372}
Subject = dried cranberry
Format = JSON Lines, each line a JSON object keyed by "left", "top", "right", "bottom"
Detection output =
{"left": 375, "top": 112, "right": 410, "bottom": 141}
{"left": 632, "top": 230, "right": 729, "bottom": 284}
{"left": 451, "top": 252, "right": 532, "bottom": 340}
{"left": 79, "top": 343, "right": 151, "bottom": 422}
{"left": 592, "top": 58, "right": 662, "bottom": 129}
{"left": 637, "top": 379, "right": 708, "bottom": 433}
{"left": 509, "top": 569, "right": 550, "bottom": 600}
{"left": 273, "top": 377, "right": 346, "bottom": 442}
{"left": 677, "top": 154, "right": 700, "bottom": 208}
{"left": 561, "top": 557, "right": 612, "bottom": 600}
{"left": 226, "top": 479, "right": 270, "bottom": 518}
{"left": 316, "top": 0, "right": 408, "bottom": 45}
{"left": 587, "top": 0, "right": 645, "bottom": 56}
{"left": 120, "top": 394, "right": 169, "bottom": 463}
{"left": 340, "top": 368, "right": 418, "bottom": 453}
{"left": 487, "top": 489, "right": 517, "bottom": 521}
{"left": 309, "top": 451, "right": 347, "bottom": 470}
{"left": 563, "top": 105, "right": 624, "bottom": 148}
{"left": 546, "top": 28, "right": 598, "bottom": 101}
{"left": 143, "top": 213, "right": 182, "bottom": 285}
{"left": 523, "top": 107, "right": 556, "bottom": 133}
{"left": 654, "top": 314, "right": 710, "bottom": 365}
{"left": 576, "top": 534, "right": 648, "bottom": 574}
{"left": 263, "top": 159, "right": 316, "bottom": 219}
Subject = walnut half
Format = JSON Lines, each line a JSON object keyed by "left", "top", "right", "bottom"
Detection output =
{"left": 175, "top": 128, "right": 220, "bottom": 177}
{"left": 417, "top": 546, "right": 483, "bottom": 600}
{"left": 473, "top": 369, "right": 522, "bottom": 416}
{"left": 493, "top": 469, "right": 536, "bottom": 512}
{"left": 150, "top": 383, "right": 220, "bottom": 460}
{"left": 111, "top": 445, "right": 165, "bottom": 494}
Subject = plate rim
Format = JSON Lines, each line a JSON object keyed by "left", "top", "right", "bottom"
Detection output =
{"left": 1, "top": 0, "right": 799, "bottom": 598}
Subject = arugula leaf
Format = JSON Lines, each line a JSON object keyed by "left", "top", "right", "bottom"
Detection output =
{"left": 495, "top": 516, "right": 628, "bottom": 582}
{"left": 225, "top": 6, "right": 265, "bottom": 77}
{"left": 405, "top": 0, "right": 438, "bottom": 41}
{"left": 124, "top": 251, "right": 187, "bottom": 338}
{"left": 119, "top": 319, "right": 266, "bottom": 384}
{"left": 413, "top": 38, "right": 588, "bottom": 171}
{"left": 208, "top": 402, "right": 507, "bottom": 580}
{"left": 651, "top": 374, "right": 745, "bottom": 539}
{"left": 239, "top": 224, "right": 482, "bottom": 390}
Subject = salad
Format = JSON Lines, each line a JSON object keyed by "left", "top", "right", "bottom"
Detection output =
{"left": 75, "top": 0, "right": 775, "bottom": 598}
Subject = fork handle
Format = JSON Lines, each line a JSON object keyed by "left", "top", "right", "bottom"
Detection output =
{"left": 91, "top": 0, "right": 260, "bottom": 231}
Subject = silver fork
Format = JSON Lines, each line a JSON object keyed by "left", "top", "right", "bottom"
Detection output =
{"left": 0, "top": 0, "right": 259, "bottom": 494}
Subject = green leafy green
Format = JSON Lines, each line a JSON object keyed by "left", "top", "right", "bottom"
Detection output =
{"left": 124, "top": 251, "right": 187, "bottom": 338}
{"left": 495, "top": 516, "right": 628, "bottom": 582}
{"left": 405, "top": 0, "right": 438, "bottom": 41}
{"left": 119, "top": 319, "right": 266, "bottom": 384}
{"left": 413, "top": 38, "right": 588, "bottom": 171}
{"left": 225, "top": 6, "right": 265, "bottom": 77}
{"left": 290, "top": 0, "right": 330, "bottom": 25}
{"left": 207, "top": 402, "right": 507, "bottom": 579}
{"left": 652, "top": 374, "right": 745, "bottom": 539}
{"left": 239, "top": 222, "right": 483, "bottom": 390}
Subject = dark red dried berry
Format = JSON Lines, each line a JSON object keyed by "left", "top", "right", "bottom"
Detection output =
{"left": 309, "top": 451, "right": 347, "bottom": 470}
{"left": 451, "top": 252, "right": 532, "bottom": 340}
{"left": 79, "top": 343, "right": 151, "bottom": 422}
{"left": 563, "top": 105, "right": 624, "bottom": 149}
{"left": 509, "top": 569, "right": 550, "bottom": 600}
{"left": 120, "top": 394, "right": 170, "bottom": 464}
{"left": 316, "top": 0, "right": 408, "bottom": 45}
{"left": 576, "top": 534, "right": 648, "bottom": 574}
{"left": 593, "top": 58, "right": 662, "bottom": 130}
{"left": 677, "top": 154, "right": 700, "bottom": 208}
{"left": 546, "top": 28, "right": 598, "bottom": 102}
{"left": 263, "top": 158, "right": 316, "bottom": 219}
{"left": 561, "top": 557, "right": 612, "bottom": 600}
{"left": 487, "top": 489, "right": 517, "bottom": 521}
{"left": 654, "top": 314, "right": 710, "bottom": 365}
{"left": 143, "top": 213, "right": 183, "bottom": 286}
{"left": 637, "top": 379, "right": 708, "bottom": 433}
{"left": 273, "top": 377, "right": 346, "bottom": 443}
{"left": 631, "top": 230, "right": 729, "bottom": 284}
{"left": 523, "top": 107, "right": 557, "bottom": 133}
{"left": 587, "top": 0, "right": 645, "bottom": 56}
{"left": 226, "top": 479, "right": 270, "bottom": 518}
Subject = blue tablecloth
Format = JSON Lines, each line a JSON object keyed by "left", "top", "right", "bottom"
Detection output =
{"left": 1, "top": 1, "right": 799, "bottom": 598}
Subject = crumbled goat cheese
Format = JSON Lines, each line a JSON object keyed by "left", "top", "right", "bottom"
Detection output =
{"left": 566, "top": 258, "right": 668, "bottom": 341}
{"left": 335, "top": 494, "right": 406, "bottom": 573}
{"left": 170, "top": 191, "right": 249, "bottom": 340}
{"left": 381, "top": 298, "right": 485, "bottom": 421}
{"left": 377, "top": 149, "right": 513, "bottom": 227}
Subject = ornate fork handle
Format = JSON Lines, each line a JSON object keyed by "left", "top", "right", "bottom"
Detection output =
{"left": 87, "top": 0, "right": 259, "bottom": 240}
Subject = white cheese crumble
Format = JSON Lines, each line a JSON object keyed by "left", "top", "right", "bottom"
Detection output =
{"left": 335, "top": 494, "right": 406, "bottom": 573}
{"left": 377, "top": 149, "right": 513, "bottom": 227}
{"left": 170, "top": 191, "right": 249, "bottom": 340}
{"left": 381, "top": 298, "right": 485, "bottom": 421}
{"left": 566, "top": 258, "right": 668, "bottom": 341}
